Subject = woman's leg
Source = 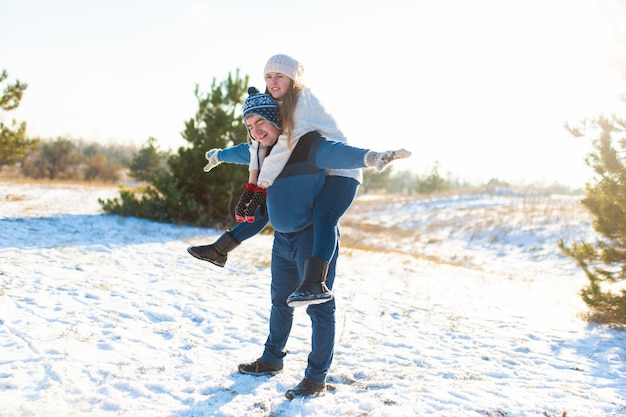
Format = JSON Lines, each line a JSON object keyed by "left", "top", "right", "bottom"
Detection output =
{"left": 187, "top": 207, "right": 269, "bottom": 267}
{"left": 286, "top": 176, "right": 359, "bottom": 307}
{"left": 229, "top": 208, "right": 269, "bottom": 242}
{"left": 312, "top": 176, "right": 359, "bottom": 261}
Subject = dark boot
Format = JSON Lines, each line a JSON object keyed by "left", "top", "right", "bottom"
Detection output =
{"left": 238, "top": 358, "right": 283, "bottom": 376}
{"left": 285, "top": 378, "right": 326, "bottom": 399}
{"left": 186, "top": 232, "right": 240, "bottom": 267}
{"left": 286, "top": 257, "right": 332, "bottom": 308}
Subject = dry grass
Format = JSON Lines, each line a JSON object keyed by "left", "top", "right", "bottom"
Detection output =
{"left": 339, "top": 191, "right": 589, "bottom": 267}
{"left": 0, "top": 165, "right": 131, "bottom": 188}
{"left": 0, "top": 176, "right": 123, "bottom": 188}
{"left": 580, "top": 310, "right": 626, "bottom": 330}
{"left": 3, "top": 193, "right": 28, "bottom": 202}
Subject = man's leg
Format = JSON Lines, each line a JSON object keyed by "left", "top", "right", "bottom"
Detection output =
{"left": 303, "top": 243, "right": 337, "bottom": 384}
{"left": 260, "top": 231, "right": 303, "bottom": 365}
{"left": 285, "top": 238, "right": 338, "bottom": 399}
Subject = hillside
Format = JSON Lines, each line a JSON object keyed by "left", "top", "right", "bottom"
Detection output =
{"left": 0, "top": 181, "right": 624, "bottom": 417}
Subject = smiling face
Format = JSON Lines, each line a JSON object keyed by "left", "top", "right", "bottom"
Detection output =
{"left": 265, "top": 72, "right": 292, "bottom": 101}
{"left": 245, "top": 114, "right": 281, "bottom": 147}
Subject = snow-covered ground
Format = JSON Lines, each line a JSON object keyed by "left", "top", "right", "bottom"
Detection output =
{"left": 1, "top": 181, "right": 625, "bottom": 417}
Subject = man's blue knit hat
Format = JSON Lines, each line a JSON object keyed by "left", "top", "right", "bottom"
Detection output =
{"left": 243, "top": 87, "right": 281, "bottom": 129}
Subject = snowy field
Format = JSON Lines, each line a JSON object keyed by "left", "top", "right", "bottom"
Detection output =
{"left": 1, "top": 181, "right": 625, "bottom": 417}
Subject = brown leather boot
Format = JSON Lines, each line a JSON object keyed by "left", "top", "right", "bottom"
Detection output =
{"left": 285, "top": 378, "right": 326, "bottom": 399}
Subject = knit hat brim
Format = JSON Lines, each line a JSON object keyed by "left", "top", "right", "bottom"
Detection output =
{"left": 243, "top": 87, "right": 282, "bottom": 131}
{"left": 264, "top": 54, "right": 304, "bottom": 85}
{"left": 244, "top": 107, "right": 281, "bottom": 130}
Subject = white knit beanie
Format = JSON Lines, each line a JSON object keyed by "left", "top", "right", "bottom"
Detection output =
{"left": 264, "top": 54, "right": 305, "bottom": 85}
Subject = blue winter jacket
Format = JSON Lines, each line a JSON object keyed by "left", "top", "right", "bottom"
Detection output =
{"left": 218, "top": 131, "right": 367, "bottom": 234}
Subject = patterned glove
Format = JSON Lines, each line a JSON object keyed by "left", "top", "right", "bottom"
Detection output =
{"left": 203, "top": 149, "right": 222, "bottom": 172}
{"left": 365, "top": 148, "right": 412, "bottom": 171}
{"left": 235, "top": 183, "right": 256, "bottom": 222}
{"left": 243, "top": 186, "right": 267, "bottom": 223}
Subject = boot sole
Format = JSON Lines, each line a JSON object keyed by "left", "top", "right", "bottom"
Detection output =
{"left": 286, "top": 294, "right": 333, "bottom": 308}
{"left": 285, "top": 383, "right": 326, "bottom": 399}
{"left": 186, "top": 247, "right": 225, "bottom": 267}
{"left": 238, "top": 368, "right": 282, "bottom": 376}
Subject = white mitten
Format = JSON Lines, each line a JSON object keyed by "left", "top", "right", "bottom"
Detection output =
{"left": 203, "top": 149, "right": 222, "bottom": 172}
{"left": 365, "top": 149, "right": 412, "bottom": 171}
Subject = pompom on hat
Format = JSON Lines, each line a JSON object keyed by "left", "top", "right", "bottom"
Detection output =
{"left": 264, "top": 54, "right": 305, "bottom": 85}
{"left": 243, "top": 86, "right": 282, "bottom": 130}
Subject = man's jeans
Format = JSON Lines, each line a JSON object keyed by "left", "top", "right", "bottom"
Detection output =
{"left": 261, "top": 225, "right": 338, "bottom": 383}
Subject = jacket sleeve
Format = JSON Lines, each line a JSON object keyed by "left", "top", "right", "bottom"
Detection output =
{"left": 312, "top": 136, "right": 369, "bottom": 170}
{"left": 218, "top": 143, "right": 250, "bottom": 165}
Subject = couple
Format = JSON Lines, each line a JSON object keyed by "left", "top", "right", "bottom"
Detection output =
{"left": 188, "top": 54, "right": 411, "bottom": 399}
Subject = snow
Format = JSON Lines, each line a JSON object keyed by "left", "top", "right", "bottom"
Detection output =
{"left": 1, "top": 181, "right": 625, "bottom": 417}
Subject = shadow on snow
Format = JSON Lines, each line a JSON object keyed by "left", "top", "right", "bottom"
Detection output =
{"left": 0, "top": 214, "right": 211, "bottom": 250}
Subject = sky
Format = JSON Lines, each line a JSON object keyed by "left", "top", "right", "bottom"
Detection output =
{"left": 2, "top": 0, "right": 625, "bottom": 188}
{"left": 1, "top": 181, "right": 625, "bottom": 416}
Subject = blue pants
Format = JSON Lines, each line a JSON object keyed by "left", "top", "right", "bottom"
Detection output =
{"left": 229, "top": 207, "right": 268, "bottom": 243}
{"left": 261, "top": 225, "right": 338, "bottom": 383}
{"left": 312, "top": 176, "right": 359, "bottom": 261}
{"left": 229, "top": 176, "right": 358, "bottom": 263}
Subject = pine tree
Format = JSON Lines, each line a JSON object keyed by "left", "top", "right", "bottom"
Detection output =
{"left": 100, "top": 71, "right": 250, "bottom": 227}
{"left": 129, "top": 137, "right": 167, "bottom": 182}
{"left": 0, "top": 69, "right": 38, "bottom": 170}
{"left": 558, "top": 115, "right": 626, "bottom": 324}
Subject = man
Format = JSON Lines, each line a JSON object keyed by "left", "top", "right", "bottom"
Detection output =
{"left": 206, "top": 87, "right": 407, "bottom": 399}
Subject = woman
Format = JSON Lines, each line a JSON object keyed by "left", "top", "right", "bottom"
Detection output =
{"left": 188, "top": 55, "right": 410, "bottom": 308}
